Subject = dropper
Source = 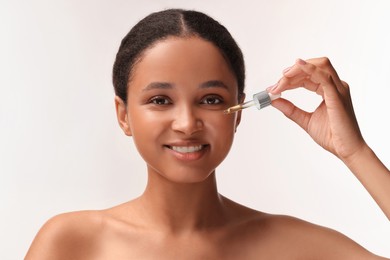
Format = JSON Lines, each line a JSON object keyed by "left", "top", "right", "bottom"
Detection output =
{"left": 224, "top": 90, "right": 281, "bottom": 114}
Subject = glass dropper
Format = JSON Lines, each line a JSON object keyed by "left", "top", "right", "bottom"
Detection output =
{"left": 224, "top": 90, "right": 281, "bottom": 114}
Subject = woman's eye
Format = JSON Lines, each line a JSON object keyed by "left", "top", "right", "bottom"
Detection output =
{"left": 201, "top": 96, "right": 223, "bottom": 105}
{"left": 149, "top": 96, "right": 171, "bottom": 105}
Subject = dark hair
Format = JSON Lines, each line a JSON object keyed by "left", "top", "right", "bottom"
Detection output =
{"left": 112, "top": 9, "right": 245, "bottom": 104}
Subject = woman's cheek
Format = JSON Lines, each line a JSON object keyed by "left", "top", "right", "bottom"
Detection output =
{"left": 205, "top": 112, "right": 236, "bottom": 137}
{"left": 213, "top": 110, "right": 237, "bottom": 127}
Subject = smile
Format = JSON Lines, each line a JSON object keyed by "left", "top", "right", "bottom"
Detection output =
{"left": 165, "top": 144, "right": 208, "bottom": 154}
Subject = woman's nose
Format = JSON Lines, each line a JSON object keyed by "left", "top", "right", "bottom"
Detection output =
{"left": 171, "top": 106, "right": 203, "bottom": 135}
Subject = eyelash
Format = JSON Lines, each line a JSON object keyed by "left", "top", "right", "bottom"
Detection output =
{"left": 148, "top": 95, "right": 224, "bottom": 106}
{"left": 200, "top": 95, "right": 223, "bottom": 105}
{"left": 149, "top": 96, "right": 172, "bottom": 105}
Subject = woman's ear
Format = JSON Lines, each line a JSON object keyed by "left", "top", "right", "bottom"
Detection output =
{"left": 115, "top": 96, "right": 132, "bottom": 136}
{"left": 235, "top": 93, "right": 245, "bottom": 132}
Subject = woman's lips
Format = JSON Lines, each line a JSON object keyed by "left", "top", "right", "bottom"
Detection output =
{"left": 169, "top": 145, "right": 203, "bottom": 153}
{"left": 164, "top": 144, "right": 209, "bottom": 161}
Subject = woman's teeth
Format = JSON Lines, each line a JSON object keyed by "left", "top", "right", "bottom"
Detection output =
{"left": 170, "top": 145, "right": 203, "bottom": 153}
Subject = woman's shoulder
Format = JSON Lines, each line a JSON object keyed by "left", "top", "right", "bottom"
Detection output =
{"left": 37, "top": 209, "right": 105, "bottom": 239}
{"left": 46, "top": 209, "right": 105, "bottom": 228}
{"left": 245, "top": 212, "right": 382, "bottom": 259}
{"left": 222, "top": 198, "right": 381, "bottom": 259}
{"left": 25, "top": 210, "right": 106, "bottom": 260}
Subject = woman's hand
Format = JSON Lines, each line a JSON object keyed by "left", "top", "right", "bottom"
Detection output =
{"left": 270, "top": 57, "right": 390, "bottom": 220}
{"left": 269, "top": 57, "right": 366, "bottom": 164}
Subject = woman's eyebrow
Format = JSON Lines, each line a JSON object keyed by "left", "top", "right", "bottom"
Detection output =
{"left": 142, "top": 82, "right": 174, "bottom": 92}
{"left": 199, "top": 80, "right": 229, "bottom": 90}
{"left": 142, "top": 80, "right": 229, "bottom": 91}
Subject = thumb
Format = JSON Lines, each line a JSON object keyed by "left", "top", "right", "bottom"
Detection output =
{"left": 272, "top": 98, "right": 311, "bottom": 132}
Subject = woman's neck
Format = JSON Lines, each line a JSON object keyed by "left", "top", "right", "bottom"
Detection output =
{"left": 136, "top": 170, "right": 228, "bottom": 234}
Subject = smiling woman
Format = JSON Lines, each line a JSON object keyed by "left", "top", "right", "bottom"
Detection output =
{"left": 116, "top": 36, "right": 240, "bottom": 184}
{"left": 25, "top": 8, "right": 390, "bottom": 260}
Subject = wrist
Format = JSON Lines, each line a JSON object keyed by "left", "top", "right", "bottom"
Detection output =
{"left": 342, "top": 142, "right": 373, "bottom": 170}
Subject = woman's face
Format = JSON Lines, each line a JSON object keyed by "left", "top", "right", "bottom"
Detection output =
{"left": 116, "top": 37, "right": 243, "bottom": 183}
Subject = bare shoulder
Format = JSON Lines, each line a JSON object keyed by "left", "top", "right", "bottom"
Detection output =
{"left": 251, "top": 214, "right": 388, "bottom": 260}
{"left": 25, "top": 210, "right": 104, "bottom": 260}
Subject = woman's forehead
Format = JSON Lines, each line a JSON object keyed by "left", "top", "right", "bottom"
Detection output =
{"left": 130, "top": 37, "right": 237, "bottom": 87}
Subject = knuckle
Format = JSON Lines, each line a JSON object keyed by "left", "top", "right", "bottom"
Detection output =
{"left": 341, "top": 80, "right": 350, "bottom": 89}
{"left": 319, "top": 57, "right": 331, "bottom": 67}
{"left": 341, "top": 81, "right": 351, "bottom": 94}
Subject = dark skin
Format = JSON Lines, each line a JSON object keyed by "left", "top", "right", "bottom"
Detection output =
{"left": 26, "top": 37, "right": 390, "bottom": 259}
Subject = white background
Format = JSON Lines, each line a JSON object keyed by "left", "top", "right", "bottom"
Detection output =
{"left": 1, "top": 0, "right": 389, "bottom": 259}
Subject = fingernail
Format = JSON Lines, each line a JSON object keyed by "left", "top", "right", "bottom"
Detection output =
{"left": 283, "top": 66, "right": 292, "bottom": 74}
{"left": 297, "top": 58, "right": 306, "bottom": 65}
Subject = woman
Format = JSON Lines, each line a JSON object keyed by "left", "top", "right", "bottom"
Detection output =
{"left": 26, "top": 9, "right": 390, "bottom": 259}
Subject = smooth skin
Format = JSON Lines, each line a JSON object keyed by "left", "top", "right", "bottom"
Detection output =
{"left": 25, "top": 38, "right": 389, "bottom": 259}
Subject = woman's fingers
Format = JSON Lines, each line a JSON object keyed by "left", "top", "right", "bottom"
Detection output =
{"left": 276, "top": 77, "right": 324, "bottom": 96}
{"left": 271, "top": 58, "right": 348, "bottom": 112}
{"left": 271, "top": 98, "right": 311, "bottom": 132}
{"left": 271, "top": 57, "right": 345, "bottom": 98}
{"left": 270, "top": 57, "right": 366, "bottom": 160}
